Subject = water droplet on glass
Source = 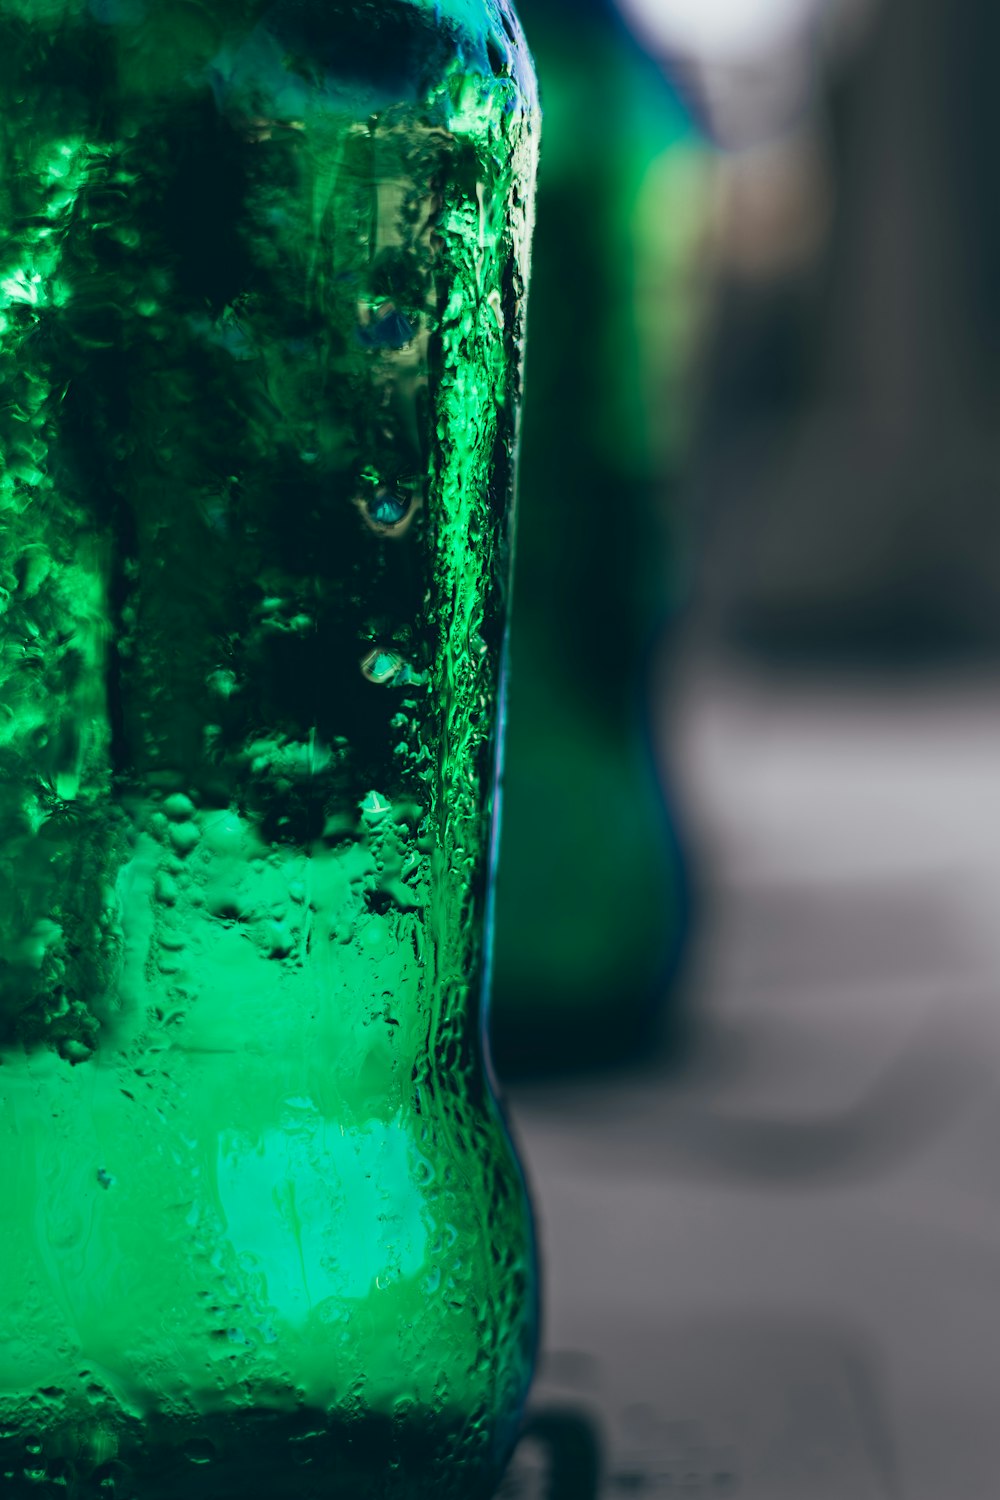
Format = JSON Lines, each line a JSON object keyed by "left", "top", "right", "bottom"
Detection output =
{"left": 163, "top": 793, "right": 196, "bottom": 822}
{"left": 360, "top": 648, "right": 403, "bottom": 685}
{"left": 182, "top": 1439, "right": 216, "bottom": 1466}
{"left": 168, "top": 821, "right": 200, "bottom": 856}
{"left": 356, "top": 302, "right": 416, "bottom": 350}
{"left": 207, "top": 668, "right": 239, "bottom": 698}
{"left": 360, "top": 649, "right": 426, "bottom": 687}
{"left": 355, "top": 487, "right": 418, "bottom": 537}
{"left": 369, "top": 490, "right": 409, "bottom": 527}
{"left": 265, "top": 922, "right": 294, "bottom": 960}
{"left": 360, "top": 790, "right": 391, "bottom": 823}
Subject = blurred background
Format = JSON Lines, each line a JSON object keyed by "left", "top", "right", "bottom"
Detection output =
{"left": 490, "top": 0, "right": 1000, "bottom": 1493}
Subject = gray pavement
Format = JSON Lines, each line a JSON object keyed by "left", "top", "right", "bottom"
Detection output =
{"left": 504, "top": 658, "right": 1000, "bottom": 1499}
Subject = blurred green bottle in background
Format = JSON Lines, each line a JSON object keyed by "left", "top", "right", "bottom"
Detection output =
{"left": 491, "top": 0, "right": 712, "bottom": 1073}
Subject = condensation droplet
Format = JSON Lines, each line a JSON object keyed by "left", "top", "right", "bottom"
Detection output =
{"left": 207, "top": 668, "right": 239, "bottom": 698}
{"left": 360, "top": 649, "right": 426, "bottom": 687}
{"left": 168, "top": 821, "right": 200, "bottom": 856}
{"left": 182, "top": 1438, "right": 216, "bottom": 1466}
{"left": 360, "top": 648, "right": 403, "bottom": 685}
{"left": 163, "top": 793, "right": 196, "bottom": 822}
{"left": 354, "top": 487, "right": 419, "bottom": 537}
{"left": 356, "top": 301, "right": 416, "bottom": 350}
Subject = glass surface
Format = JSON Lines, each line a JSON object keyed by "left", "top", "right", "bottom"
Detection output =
{"left": 0, "top": 1, "right": 539, "bottom": 1495}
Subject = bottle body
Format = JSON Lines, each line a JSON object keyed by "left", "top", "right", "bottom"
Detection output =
{"left": 0, "top": 1, "right": 539, "bottom": 1494}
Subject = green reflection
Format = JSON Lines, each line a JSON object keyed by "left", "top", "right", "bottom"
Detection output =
{"left": 217, "top": 1111, "right": 432, "bottom": 1311}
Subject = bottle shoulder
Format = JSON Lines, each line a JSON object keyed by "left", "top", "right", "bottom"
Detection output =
{"left": 212, "top": 0, "right": 538, "bottom": 134}
{"left": 5, "top": 0, "right": 538, "bottom": 129}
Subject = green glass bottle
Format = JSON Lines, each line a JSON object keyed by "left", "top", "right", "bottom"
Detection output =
{"left": 0, "top": 2, "right": 539, "bottom": 1496}
{"left": 491, "top": 0, "right": 707, "bottom": 1073}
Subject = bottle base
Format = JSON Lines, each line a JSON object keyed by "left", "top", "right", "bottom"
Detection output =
{"left": 0, "top": 1402, "right": 513, "bottom": 1500}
